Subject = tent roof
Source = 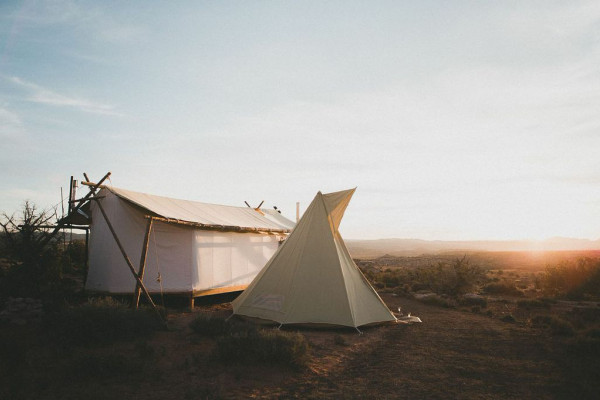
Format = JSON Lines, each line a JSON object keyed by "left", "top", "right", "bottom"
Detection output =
{"left": 101, "top": 186, "right": 295, "bottom": 233}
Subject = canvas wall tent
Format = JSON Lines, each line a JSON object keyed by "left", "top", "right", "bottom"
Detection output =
{"left": 85, "top": 186, "right": 295, "bottom": 298}
{"left": 232, "top": 188, "right": 397, "bottom": 328}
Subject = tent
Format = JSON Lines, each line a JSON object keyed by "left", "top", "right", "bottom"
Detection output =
{"left": 85, "top": 186, "right": 295, "bottom": 300}
{"left": 232, "top": 188, "right": 397, "bottom": 328}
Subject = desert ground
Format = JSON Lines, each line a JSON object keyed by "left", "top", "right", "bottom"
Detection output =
{"left": 1, "top": 251, "right": 599, "bottom": 400}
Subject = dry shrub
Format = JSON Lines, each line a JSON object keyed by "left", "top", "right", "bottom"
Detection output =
{"left": 542, "top": 258, "right": 600, "bottom": 300}
{"left": 419, "top": 295, "right": 456, "bottom": 308}
{"left": 500, "top": 314, "right": 516, "bottom": 323}
{"left": 190, "top": 313, "right": 258, "bottom": 337}
{"left": 532, "top": 315, "right": 575, "bottom": 336}
{"left": 212, "top": 329, "right": 309, "bottom": 369}
{"left": 482, "top": 282, "right": 522, "bottom": 296}
{"left": 459, "top": 296, "right": 488, "bottom": 308}
{"left": 517, "top": 299, "right": 551, "bottom": 309}
{"left": 43, "top": 297, "right": 161, "bottom": 346}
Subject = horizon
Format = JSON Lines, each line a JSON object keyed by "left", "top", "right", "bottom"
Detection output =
{"left": 1, "top": 1, "right": 599, "bottom": 241}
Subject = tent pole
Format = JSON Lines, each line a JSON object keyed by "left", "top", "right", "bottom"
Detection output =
{"left": 93, "top": 197, "right": 167, "bottom": 328}
{"left": 38, "top": 171, "right": 111, "bottom": 249}
{"left": 133, "top": 217, "right": 154, "bottom": 309}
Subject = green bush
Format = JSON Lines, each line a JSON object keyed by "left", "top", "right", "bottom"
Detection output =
{"left": 44, "top": 297, "right": 162, "bottom": 346}
{"left": 212, "top": 329, "right": 309, "bottom": 369}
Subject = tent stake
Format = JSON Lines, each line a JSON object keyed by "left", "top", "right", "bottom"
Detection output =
{"left": 94, "top": 197, "right": 167, "bottom": 328}
{"left": 133, "top": 217, "right": 153, "bottom": 308}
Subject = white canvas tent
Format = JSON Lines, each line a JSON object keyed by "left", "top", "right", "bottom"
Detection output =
{"left": 85, "top": 186, "right": 294, "bottom": 299}
{"left": 232, "top": 188, "right": 397, "bottom": 328}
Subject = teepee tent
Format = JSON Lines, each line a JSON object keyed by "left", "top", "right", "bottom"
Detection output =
{"left": 232, "top": 188, "right": 396, "bottom": 328}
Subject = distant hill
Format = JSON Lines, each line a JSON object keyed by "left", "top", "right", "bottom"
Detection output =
{"left": 346, "top": 237, "right": 600, "bottom": 258}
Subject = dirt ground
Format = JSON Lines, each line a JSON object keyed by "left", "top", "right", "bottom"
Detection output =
{"left": 2, "top": 291, "right": 598, "bottom": 400}
{"left": 79, "top": 293, "right": 594, "bottom": 400}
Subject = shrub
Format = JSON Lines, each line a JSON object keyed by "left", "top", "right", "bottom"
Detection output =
{"left": 568, "top": 337, "right": 600, "bottom": 357}
{"left": 189, "top": 314, "right": 258, "bottom": 337}
{"left": 212, "top": 329, "right": 309, "bottom": 369}
{"left": 189, "top": 313, "right": 231, "bottom": 336}
{"left": 482, "top": 282, "right": 522, "bottom": 296}
{"left": 460, "top": 295, "right": 487, "bottom": 308}
{"left": 419, "top": 295, "right": 455, "bottom": 308}
{"left": 517, "top": 299, "right": 551, "bottom": 309}
{"left": 500, "top": 314, "right": 516, "bottom": 323}
{"left": 584, "top": 328, "right": 600, "bottom": 339}
{"left": 333, "top": 334, "right": 348, "bottom": 346}
{"left": 531, "top": 315, "right": 575, "bottom": 336}
{"left": 43, "top": 297, "right": 162, "bottom": 346}
{"left": 542, "top": 258, "right": 600, "bottom": 300}
{"left": 69, "top": 351, "right": 147, "bottom": 380}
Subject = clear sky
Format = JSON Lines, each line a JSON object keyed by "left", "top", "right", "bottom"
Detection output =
{"left": 1, "top": 0, "right": 599, "bottom": 241}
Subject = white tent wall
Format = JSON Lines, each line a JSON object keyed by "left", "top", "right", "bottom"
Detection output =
{"left": 86, "top": 189, "right": 193, "bottom": 294}
{"left": 85, "top": 188, "right": 282, "bottom": 296}
{"left": 192, "top": 231, "right": 280, "bottom": 293}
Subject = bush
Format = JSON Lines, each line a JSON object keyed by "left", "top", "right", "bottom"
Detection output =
{"left": 69, "top": 351, "right": 147, "bottom": 380}
{"left": 500, "top": 314, "right": 516, "bottom": 323}
{"left": 460, "top": 295, "right": 488, "bottom": 308}
{"left": 482, "top": 282, "right": 522, "bottom": 296}
{"left": 419, "top": 295, "right": 455, "bottom": 308}
{"left": 189, "top": 313, "right": 231, "bottom": 336}
{"left": 333, "top": 334, "right": 348, "bottom": 346}
{"left": 189, "top": 314, "right": 258, "bottom": 337}
{"left": 43, "top": 297, "right": 162, "bottom": 346}
{"left": 212, "top": 329, "right": 309, "bottom": 369}
{"left": 517, "top": 299, "right": 551, "bottom": 309}
{"left": 532, "top": 315, "right": 575, "bottom": 336}
{"left": 542, "top": 258, "right": 600, "bottom": 300}
{"left": 568, "top": 337, "right": 600, "bottom": 357}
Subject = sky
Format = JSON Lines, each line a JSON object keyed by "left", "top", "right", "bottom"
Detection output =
{"left": 0, "top": 0, "right": 599, "bottom": 241}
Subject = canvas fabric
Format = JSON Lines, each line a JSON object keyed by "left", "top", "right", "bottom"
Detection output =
{"left": 85, "top": 188, "right": 287, "bottom": 294}
{"left": 232, "top": 189, "right": 396, "bottom": 327}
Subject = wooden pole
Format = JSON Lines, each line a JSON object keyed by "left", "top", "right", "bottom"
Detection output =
{"left": 84, "top": 227, "right": 89, "bottom": 287}
{"left": 68, "top": 176, "right": 74, "bottom": 214}
{"left": 39, "top": 172, "right": 111, "bottom": 248}
{"left": 93, "top": 197, "right": 167, "bottom": 327}
{"left": 145, "top": 215, "right": 290, "bottom": 234}
{"left": 133, "top": 217, "right": 153, "bottom": 309}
